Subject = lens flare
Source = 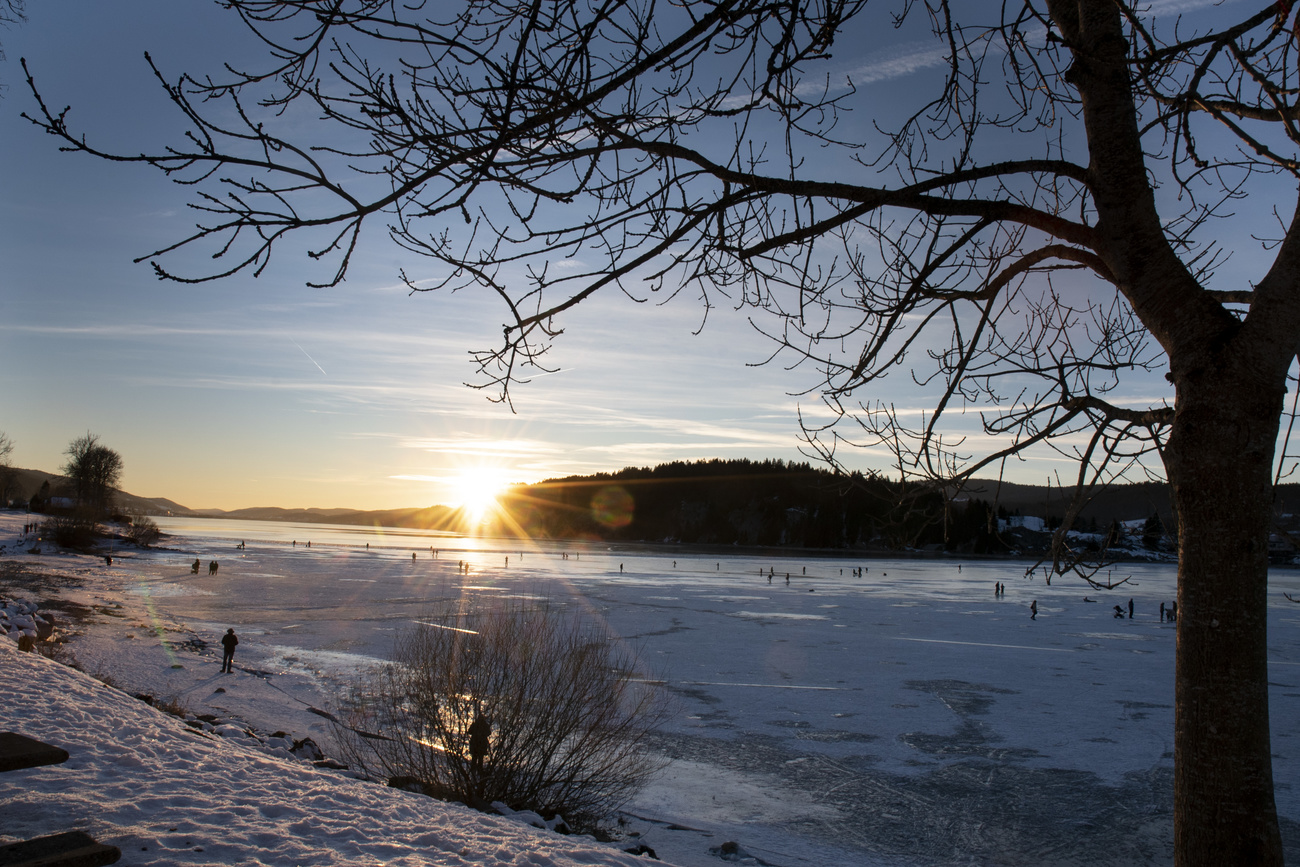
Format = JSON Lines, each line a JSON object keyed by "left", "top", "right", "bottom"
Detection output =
{"left": 591, "top": 485, "right": 634, "bottom": 528}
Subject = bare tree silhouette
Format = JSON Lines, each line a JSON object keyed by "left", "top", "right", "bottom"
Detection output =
{"left": 23, "top": 3, "right": 1300, "bottom": 861}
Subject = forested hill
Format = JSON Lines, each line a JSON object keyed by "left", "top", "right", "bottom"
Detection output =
{"left": 491, "top": 458, "right": 883, "bottom": 547}
{"left": 481, "top": 458, "right": 1300, "bottom": 550}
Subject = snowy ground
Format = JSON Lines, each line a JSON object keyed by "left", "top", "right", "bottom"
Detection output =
{"left": 1, "top": 511, "right": 1299, "bottom": 866}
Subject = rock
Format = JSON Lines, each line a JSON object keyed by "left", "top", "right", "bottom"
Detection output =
{"left": 313, "top": 759, "right": 349, "bottom": 770}
{"left": 35, "top": 614, "right": 55, "bottom": 641}
{"left": 709, "top": 841, "right": 758, "bottom": 863}
{"left": 16, "top": 634, "right": 35, "bottom": 652}
{"left": 387, "top": 775, "right": 432, "bottom": 795}
{"left": 291, "top": 737, "right": 324, "bottom": 761}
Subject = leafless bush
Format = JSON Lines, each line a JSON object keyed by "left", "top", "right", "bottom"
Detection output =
{"left": 127, "top": 516, "right": 161, "bottom": 548}
{"left": 332, "top": 598, "right": 669, "bottom": 830}
{"left": 34, "top": 637, "right": 76, "bottom": 666}
{"left": 45, "top": 512, "right": 98, "bottom": 550}
{"left": 148, "top": 694, "right": 191, "bottom": 718}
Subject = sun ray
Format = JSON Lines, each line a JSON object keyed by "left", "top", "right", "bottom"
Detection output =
{"left": 449, "top": 468, "right": 509, "bottom": 526}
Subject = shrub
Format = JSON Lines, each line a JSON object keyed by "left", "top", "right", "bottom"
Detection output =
{"left": 45, "top": 512, "right": 99, "bottom": 549}
{"left": 332, "top": 598, "right": 669, "bottom": 830}
{"left": 127, "top": 516, "right": 162, "bottom": 548}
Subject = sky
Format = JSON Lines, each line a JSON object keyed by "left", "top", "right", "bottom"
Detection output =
{"left": 0, "top": 0, "right": 1273, "bottom": 512}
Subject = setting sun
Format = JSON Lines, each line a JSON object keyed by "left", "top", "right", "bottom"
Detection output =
{"left": 449, "top": 468, "right": 508, "bottom": 521}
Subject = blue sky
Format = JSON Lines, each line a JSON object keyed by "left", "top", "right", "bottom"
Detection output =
{"left": 0, "top": 1, "right": 1259, "bottom": 511}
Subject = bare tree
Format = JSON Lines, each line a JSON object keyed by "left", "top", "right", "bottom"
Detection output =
{"left": 23, "top": 2, "right": 1300, "bottom": 862}
{"left": 331, "top": 598, "right": 669, "bottom": 829}
{"left": 0, "top": 429, "right": 15, "bottom": 507}
{"left": 61, "top": 432, "right": 122, "bottom": 517}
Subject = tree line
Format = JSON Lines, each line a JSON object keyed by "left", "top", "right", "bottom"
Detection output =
{"left": 482, "top": 458, "right": 1165, "bottom": 553}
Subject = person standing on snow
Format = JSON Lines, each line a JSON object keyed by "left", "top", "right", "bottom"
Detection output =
{"left": 220, "top": 628, "right": 239, "bottom": 673}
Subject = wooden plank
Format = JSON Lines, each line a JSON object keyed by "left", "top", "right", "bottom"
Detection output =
{"left": 0, "top": 733, "right": 68, "bottom": 774}
{"left": 0, "top": 831, "right": 120, "bottom": 867}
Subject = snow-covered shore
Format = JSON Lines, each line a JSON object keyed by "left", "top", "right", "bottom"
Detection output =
{"left": 0, "top": 640, "right": 657, "bottom": 867}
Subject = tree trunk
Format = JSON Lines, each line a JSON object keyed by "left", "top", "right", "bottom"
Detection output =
{"left": 1166, "top": 365, "right": 1285, "bottom": 865}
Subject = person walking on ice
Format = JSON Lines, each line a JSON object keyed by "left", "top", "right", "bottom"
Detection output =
{"left": 1030, "top": 600, "right": 1038, "bottom": 620}
{"left": 220, "top": 628, "right": 238, "bottom": 673}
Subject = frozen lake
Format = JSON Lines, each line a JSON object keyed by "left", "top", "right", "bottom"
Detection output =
{"left": 79, "top": 518, "right": 1300, "bottom": 863}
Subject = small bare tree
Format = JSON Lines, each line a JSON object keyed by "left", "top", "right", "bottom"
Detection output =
{"left": 61, "top": 432, "right": 122, "bottom": 517}
{"left": 0, "top": 430, "right": 16, "bottom": 507}
{"left": 332, "top": 598, "right": 669, "bottom": 830}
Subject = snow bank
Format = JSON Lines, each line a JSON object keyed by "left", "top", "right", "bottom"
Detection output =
{"left": 0, "top": 641, "right": 654, "bottom": 866}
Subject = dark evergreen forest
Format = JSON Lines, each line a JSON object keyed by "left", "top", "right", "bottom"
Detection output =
{"left": 487, "top": 458, "right": 1011, "bottom": 551}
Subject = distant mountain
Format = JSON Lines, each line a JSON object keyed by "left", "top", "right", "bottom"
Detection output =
{"left": 189, "top": 504, "right": 463, "bottom": 532}
{"left": 4, "top": 467, "right": 186, "bottom": 517}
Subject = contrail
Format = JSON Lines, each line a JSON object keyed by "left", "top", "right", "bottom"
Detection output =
{"left": 289, "top": 338, "right": 327, "bottom": 375}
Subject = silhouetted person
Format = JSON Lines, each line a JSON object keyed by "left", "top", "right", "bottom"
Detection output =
{"left": 1030, "top": 600, "right": 1038, "bottom": 620}
{"left": 1128, "top": 598, "right": 1134, "bottom": 619}
{"left": 1169, "top": 601, "right": 1178, "bottom": 622}
{"left": 220, "top": 628, "right": 238, "bottom": 673}
{"left": 192, "top": 559, "right": 200, "bottom": 574}
{"left": 468, "top": 711, "right": 491, "bottom": 793}
{"left": 1160, "top": 602, "right": 1166, "bottom": 622}
{"left": 1114, "top": 605, "right": 1125, "bottom": 619}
